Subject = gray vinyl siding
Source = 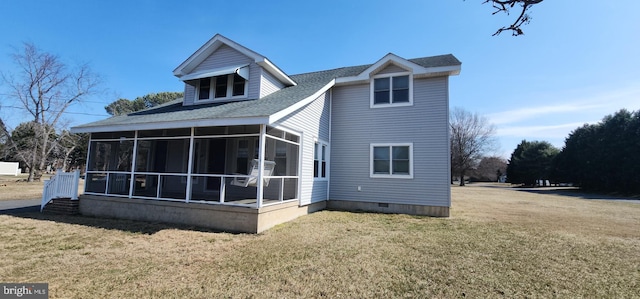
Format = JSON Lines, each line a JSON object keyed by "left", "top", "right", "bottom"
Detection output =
{"left": 330, "top": 76, "right": 450, "bottom": 207}
{"left": 273, "top": 91, "right": 331, "bottom": 205}
{"left": 183, "top": 44, "right": 260, "bottom": 106}
{"left": 247, "top": 65, "right": 261, "bottom": 99}
{"left": 193, "top": 44, "right": 253, "bottom": 72}
{"left": 376, "top": 64, "right": 409, "bottom": 75}
{"left": 260, "top": 69, "right": 285, "bottom": 98}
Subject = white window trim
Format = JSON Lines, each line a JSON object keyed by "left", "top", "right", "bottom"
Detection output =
{"left": 370, "top": 71, "right": 413, "bottom": 108}
{"left": 314, "top": 139, "right": 329, "bottom": 181}
{"left": 369, "top": 143, "right": 414, "bottom": 179}
{"left": 195, "top": 74, "right": 249, "bottom": 103}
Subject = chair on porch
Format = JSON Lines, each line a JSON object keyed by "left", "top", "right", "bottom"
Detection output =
{"left": 230, "top": 159, "right": 276, "bottom": 187}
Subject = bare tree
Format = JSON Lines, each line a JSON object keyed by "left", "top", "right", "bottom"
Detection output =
{"left": 0, "top": 119, "right": 10, "bottom": 160}
{"left": 450, "top": 107, "right": 498, "bottom": 186}
{"left": 1, "top": 43, "right": 101, "bottom": 181}
{"left": 471, "top": 156, "right": 507, "bottom": 182}
{"left": 484, "top": 0, "right": 544, "bottom": 36}
{"left": 54, "top": 130, "right": 82, "bottom": 171}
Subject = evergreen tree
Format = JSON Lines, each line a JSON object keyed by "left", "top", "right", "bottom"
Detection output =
{"left": 555, "top": 109, "right": 640, "bottom": 193}
{"left": 507, "top": 140, "right": 559, "bottom": 186}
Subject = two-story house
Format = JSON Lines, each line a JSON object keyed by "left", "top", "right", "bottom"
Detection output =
{"left": 70, "top": 34, "right": 461, "bottom": 233}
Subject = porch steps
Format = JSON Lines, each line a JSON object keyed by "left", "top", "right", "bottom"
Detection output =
{"left": 41, "top": 198, "right": 79, "bottom": 215}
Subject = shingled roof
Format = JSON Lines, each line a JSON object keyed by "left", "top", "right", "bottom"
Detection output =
{"left": 72, "top": 54, "right": 460, "bottom": 133}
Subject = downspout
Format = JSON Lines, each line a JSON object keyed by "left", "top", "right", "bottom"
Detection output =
{"left": 445, "top": 76, "right": 452, "bottom": 205}
{"left": 327, "top": 89, "right": 332, "bottom": 201}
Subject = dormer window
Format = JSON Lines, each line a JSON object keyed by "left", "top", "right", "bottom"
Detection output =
{"left": 232, "top": 74, "right": 246, "bottom": 96}
{"left": 197, "top": 73, "right": 247, "bottom": 101}
{"left": 181, "top": 64, "right": 250, "bottom": 103}
{"left": 370, "top": 72, "right": 413, "bottom": 108}
{"left": 198, "top": 78, "right": 211, "bottom": 100}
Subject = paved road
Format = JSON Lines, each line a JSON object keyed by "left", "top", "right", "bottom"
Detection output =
{"left": 0, "top": 199, "right": 41, "bottom": 214}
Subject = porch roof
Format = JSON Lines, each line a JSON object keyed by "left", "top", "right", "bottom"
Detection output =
{"left": 72, "top": 54, "right": 461, "bottom": 133}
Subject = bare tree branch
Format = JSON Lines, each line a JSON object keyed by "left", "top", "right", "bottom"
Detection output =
{"left": 1, "top": 42, "right": 101, "bottom": 181}
{"left": 483, "top": 0, "right": 543, "bottom": 36}
{"left": 450, "top": 107, "right": 498, "bottom": 186}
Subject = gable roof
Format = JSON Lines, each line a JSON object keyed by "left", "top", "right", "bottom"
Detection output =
{"left": 336, "top": 53, "right": 461, "bottom": 84}
{"left": 72, "top": 54, "right": 460, "bottom": 133}
{"left": 173, "top": 34, "right": 296, "bottom": 86}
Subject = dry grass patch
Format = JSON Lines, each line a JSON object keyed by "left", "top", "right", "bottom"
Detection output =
{"left": 452, "top": 183, "right": 640, "bottom": 240}
{"left": 0, "top": 184, "right": 638, "bottom": 298}
{"left": 0, "top": 174, "right": 84, "bottom": 201}
{"left": 0, "top": 174, "right": 49, "bottom": 200}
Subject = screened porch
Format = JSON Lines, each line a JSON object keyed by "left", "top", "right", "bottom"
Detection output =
{"left": 84, "top": 125, "right": 300, "bottom": 208}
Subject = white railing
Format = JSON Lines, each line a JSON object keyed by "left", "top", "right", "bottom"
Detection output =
{"left": 41, "top": 170, "right": 81, "bottom": 212}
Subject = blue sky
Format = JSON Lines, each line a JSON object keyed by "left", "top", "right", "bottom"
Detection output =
{"left": 1, "top": 0, "right": 639, "bottom": 158}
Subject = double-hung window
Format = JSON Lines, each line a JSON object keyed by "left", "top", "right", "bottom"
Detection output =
{"left": 370, "top": 143, "right": 413, "bottom": 178}
{"left": 371, "top": 73, "right": 412, "bottom": 107}
{"left": 197, "top": 73, "right": 247, "bottom": 101}
{"left": 314, "top": 141, "right": 328, "bottom": 179}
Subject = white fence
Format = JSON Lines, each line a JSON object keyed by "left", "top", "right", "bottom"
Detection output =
{"left": 41, "top": 170, "right": 80, "bottom": 212}
{"left": 0, "top": 162, "right": 20, "bottom": 176}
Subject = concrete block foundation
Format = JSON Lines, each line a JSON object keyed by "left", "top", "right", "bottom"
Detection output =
{"left": 78, "top": 195, "right": 449, "bottom": 233}
{"left": 79, "top": 195, "right": 326, "bottom": 233}
{"left": 327, "top": 199, "right": 449, "bottom": 217}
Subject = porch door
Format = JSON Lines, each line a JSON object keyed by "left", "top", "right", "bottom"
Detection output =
{"left": 206, "top": 138, "right": 226, "bottom": 191}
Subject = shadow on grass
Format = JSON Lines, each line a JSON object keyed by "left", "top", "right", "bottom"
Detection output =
{"left": 1, "top": 207, "right": 230, "bottom": 235}
{"left": 514, "top": 187, "right": 640, "bottom": 202}
{"left": 464, "top": 182, "right": 640, "bottom": 202}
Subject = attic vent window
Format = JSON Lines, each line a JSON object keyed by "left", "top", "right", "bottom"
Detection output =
{"left": 370, "top": 73, "right": 413, "bottom": 108}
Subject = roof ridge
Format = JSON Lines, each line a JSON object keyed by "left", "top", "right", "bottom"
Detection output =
{"left": 290, "top": 53, "right": 460, "bottom": 77}
{"left": 290, "top": 64, "right": 371, "bottom": 77}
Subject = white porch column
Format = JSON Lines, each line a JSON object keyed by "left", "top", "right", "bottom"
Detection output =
{"left": 128, "top": 131, "right": 139, "bottom": 198}
{"left": 185, "top": 127, "right": 195, "bottom": 203}
{"left": 84, "top": 135, "right": 93, "bottom": 194}
{"left": 256, "top": 124, "right": 266, "bottom": 208}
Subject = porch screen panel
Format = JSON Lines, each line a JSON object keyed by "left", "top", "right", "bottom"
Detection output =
{"left": 191, "top": 137, "right": 228, "bottom": 201}
{"left": 85, "top": 173, "right": 107, "bottom": 193}
{"left": 283, "top": 178, "right": 298, "bottom": 200}
{"left": 265, "top": 137, "right": 299, "bottom": 176}
{"left": 194, "top": 125, "right": 260, "bottom": 136}
{"left": 191, "top": 138, "right": 227, "bottom": 174}
{"left": 262, "top": 178, "right": 298, "bottom": 202}
{"left": 137, "top": 128, "right": 190, "bottom": 138}
{"left": 263, "top": 134, "right": 299, "bottom": 202}
{"left": 134, "top": 139, "right": 190, "bottom": 173}
{"left": 266, "top": 126, "right": 299, "bottom": 143}
{"left": 91, "top": 131, "right": 134, "bottom": 139}
{"left": 86, "top": 139, "right": 134, "bottom": 195}
{"left": 262, "top": 178, "right": 282, "bottom": 202}
{"left": 133, "top": 174, "right": 158, "bottom": 198}
{"left": 160, "top": 175, "right": 187, "bottom": 200}
{"left": 132, "top": 137, "right": 189, "bottom": 201}
{"left": 87, "top": 140, "right": 134, "bottom": 172}
{"left": 108, "top": 173, "right": 131, "bottom": 195}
